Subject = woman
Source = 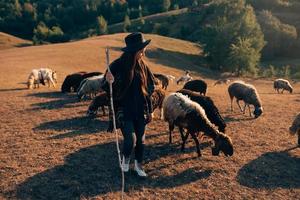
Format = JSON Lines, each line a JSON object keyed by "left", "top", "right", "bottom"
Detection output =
{"left": 102, "top": 32, "right": 155, "bottom": 177}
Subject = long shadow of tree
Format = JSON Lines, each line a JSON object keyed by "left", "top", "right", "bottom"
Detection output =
{"left": 237, "top": 147, "right": 300, "bottom": 189}
{"left": 27, "top": 91, "right": 85, "bottom": 110}
{"left": 15, "top": 142, "right": 212, "bottom": 199}
{"left": 34, "top": 116, "right": 109, "bottom": 139}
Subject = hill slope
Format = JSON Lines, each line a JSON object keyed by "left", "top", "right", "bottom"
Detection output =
{"left": 0, "top": 33, "right": 206, "bottom": 89}
{"left": 0, "top": 32, "right": 32, "bottom": 50}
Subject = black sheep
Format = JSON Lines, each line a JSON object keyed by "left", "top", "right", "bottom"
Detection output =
{"left": 61, "top": 72, "right": 86, "bottom": 93}
{"left": 177, "top": 89, "right": 226, "bottom": 133}
{"left": 183, "top": 79, "right": 208, "bottom": 95}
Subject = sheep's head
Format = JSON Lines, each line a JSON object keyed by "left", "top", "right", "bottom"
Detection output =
{"left": 254, "top": 107, "right": 263, "bottom": 118}
{"left": 212, "top": 132, "right": 233, "bottom": 157}
{"left": 289, "top": 114, "right": 300, "bottom": 135}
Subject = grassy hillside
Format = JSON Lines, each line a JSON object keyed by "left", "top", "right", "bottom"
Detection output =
{"left": 0, "top": 33, "right": 207, "bottom": 89}
{"left": 0, "top": 32, "right": 32, "bottom": 50}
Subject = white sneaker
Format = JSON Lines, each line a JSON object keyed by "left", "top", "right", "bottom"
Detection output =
{"left": 134, "top": 160, "right": 147, "bottom": 177}
{"left": 121, "top": 156, "right": 130, "bottom": 172}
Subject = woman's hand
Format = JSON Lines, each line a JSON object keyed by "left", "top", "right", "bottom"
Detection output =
{"left": 106, "top": 71, "right": 114, "bottom": 83}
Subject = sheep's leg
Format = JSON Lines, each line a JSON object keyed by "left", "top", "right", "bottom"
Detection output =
{"left": 169, "top": 123, "right": 175, "bottom": 144}
{"left": 281, "top": 89, "right": 284, "bottom": 94}
{"left": 181, "top": 130, "right": 189, "bottom": 152}
{"left": 160, "top": 108, "right": 164, "bottom": 120}
{"left": 248, "top": 105, "right": 252, "bottom": 117}
{"left": 237, "top": 100, "right": 243, "bottom": 112}
{"left": 242, "top": 103, "right": 247, "bottom": 114}
{"left": 190, "top": 132, "right": 201, "bottom": 157}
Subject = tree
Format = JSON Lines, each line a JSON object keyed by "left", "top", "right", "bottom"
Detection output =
{"left": 123, "top": 15, "right": 131, "bottom": 32}
{"left": 33, "top": 22, "right": 50, "bottom": 44}
{"left": 163, "top": 0, "right": 171, "bottom": 11}
{"left": 199, "top": 0, "right": 265, "bottom": 74}
{"left": 97, "top": 15, "right": 107, "bottom": 35}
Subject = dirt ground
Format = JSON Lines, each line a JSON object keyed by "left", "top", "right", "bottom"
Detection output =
{"left": 0, "top": 34, "right": 299, "bottom": 200}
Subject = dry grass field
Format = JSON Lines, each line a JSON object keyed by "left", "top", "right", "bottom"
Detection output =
{"left": 0, "top": 33, "right": 299, "bottom": 200}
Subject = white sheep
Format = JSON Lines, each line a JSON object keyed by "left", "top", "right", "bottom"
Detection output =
{"left": 163, "top": 92, "right": 234, "bottom": 157}
{"left": 77, "top": 75, "right": 104, "bottom": 100}
{"left": 274, "top": 78, "right": 293, "bottom": 94}
{"left": 228, "top": 80, "right": 263, "bottom": 118}
{"left": 27, "top": 68, "right": 57, "bottom": 89}
{"left": 176, "top": 71, "right": 193, "bottom": 85}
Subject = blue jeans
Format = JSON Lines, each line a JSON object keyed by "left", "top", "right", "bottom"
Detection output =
{"left": 120, "top": 118, "right": 146, "bottom": 163}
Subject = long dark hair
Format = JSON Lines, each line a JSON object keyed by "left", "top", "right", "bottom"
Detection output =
{"left": 120, "top": 51, "right": 149, "bottom": 96}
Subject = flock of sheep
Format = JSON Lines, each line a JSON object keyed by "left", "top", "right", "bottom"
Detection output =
{"left": 27, "top": 68, "right": 300, "bottom": 157}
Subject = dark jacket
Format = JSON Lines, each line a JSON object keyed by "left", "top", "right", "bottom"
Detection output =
{"left": 102, "top": 57, "right": 155, "bottom": 128}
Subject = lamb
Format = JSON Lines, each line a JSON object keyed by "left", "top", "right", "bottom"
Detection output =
{"left": 87, "top": 92, "right": 109, "bottom": 116}
{"left": 214, "top": 78, "right": 231, "bottom": 86}
{"left": 77, "top": 75, "right": 104, "bottom": 100}
{"left": 176, "top": 70, "right": 193, "bottom": 85}
{"left": 163, "top": 92, "right": 234, "bottom": 157}
{"left": 289, "top": 113, "right": 300, "bottom": 146}
{"left": 228, "top": 80, "right": 263, "bottom": 118}
{"left": 183, "top": 79, "right": 208, "bottom": 96}
{"left": 150, "top": 88, "right": 165, "bottom": 119}
{"left": 61, "top": 72, "right": 87, "bottom": 93}
{"left": 154, "top": 73, "right": 169, "bottom": 90}
{"left": 77, "top": 72, "right": 103, "bottom": 92}
{"left": 273, "top": 78, "right": 293, "bottom": 94}
{"left": 177, "top": 89, "right": 226, "bottom": 133}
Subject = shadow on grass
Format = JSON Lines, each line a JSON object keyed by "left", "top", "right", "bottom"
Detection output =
{"left": 30, "top": 97, "right": 82, "bottom": 110}
{"left": 15, "top": 142, "right": 211, "bottom": 199}
{"left": 27, "top": 91, "right": 68, "bottom": 99}
{"left": 34, "top": 116, "right": 108, "bottom": 139}
{"left": 224, "top": 116, "right": 255, "bottom": 123}
{"left": 237, "top": 147, "right": 300, "bottom": 189}
{"left": 0, "top": 88, "right": 28, "bottom": 92}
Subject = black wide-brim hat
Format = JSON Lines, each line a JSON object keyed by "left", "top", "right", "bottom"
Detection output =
{"left": 121, "top": 32, "right": 151, "bottom": 52}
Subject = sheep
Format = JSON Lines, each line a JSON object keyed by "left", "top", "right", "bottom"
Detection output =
{"left": 176, "top": 70, "right": 193, "bottom": 85}
{"left": 274, "top": 78, "right": 293, "bottom": 94}
{"left": 61, "top": 72, "right": 87, "bottom": 93}
{"left": 150, "top": 88, "right": 166, "bottom": 119}
{"left": 27, "top": 68, "right": 57, "bottom": 89}
{"left": 77, "top": 75, "right": 104, "bottom": 100}
{"left": 214, "top": 79, "right": 231, "bottom": 86}
{"left": 177, "top": 89, "right": 226, "bottom": 133}
{"left": 183, "top": 79, "right": 208, "bottom": 96}
{"left": 163, "top": 92, "right": 234, "bottom": 157}
{"left": 39, "top": 68, "right": 57, "bottom": 88}
{"left": 228, "top": 80, "right": 263, "bottom": 118}
{"left": 154, "top": 73, "right": 169, "bottom": 90}
{"left": 87, "top": 92, "right": 109, "bottom": 116}
{"left": 289, "top": 113, "right": 300, "bottom": 146}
